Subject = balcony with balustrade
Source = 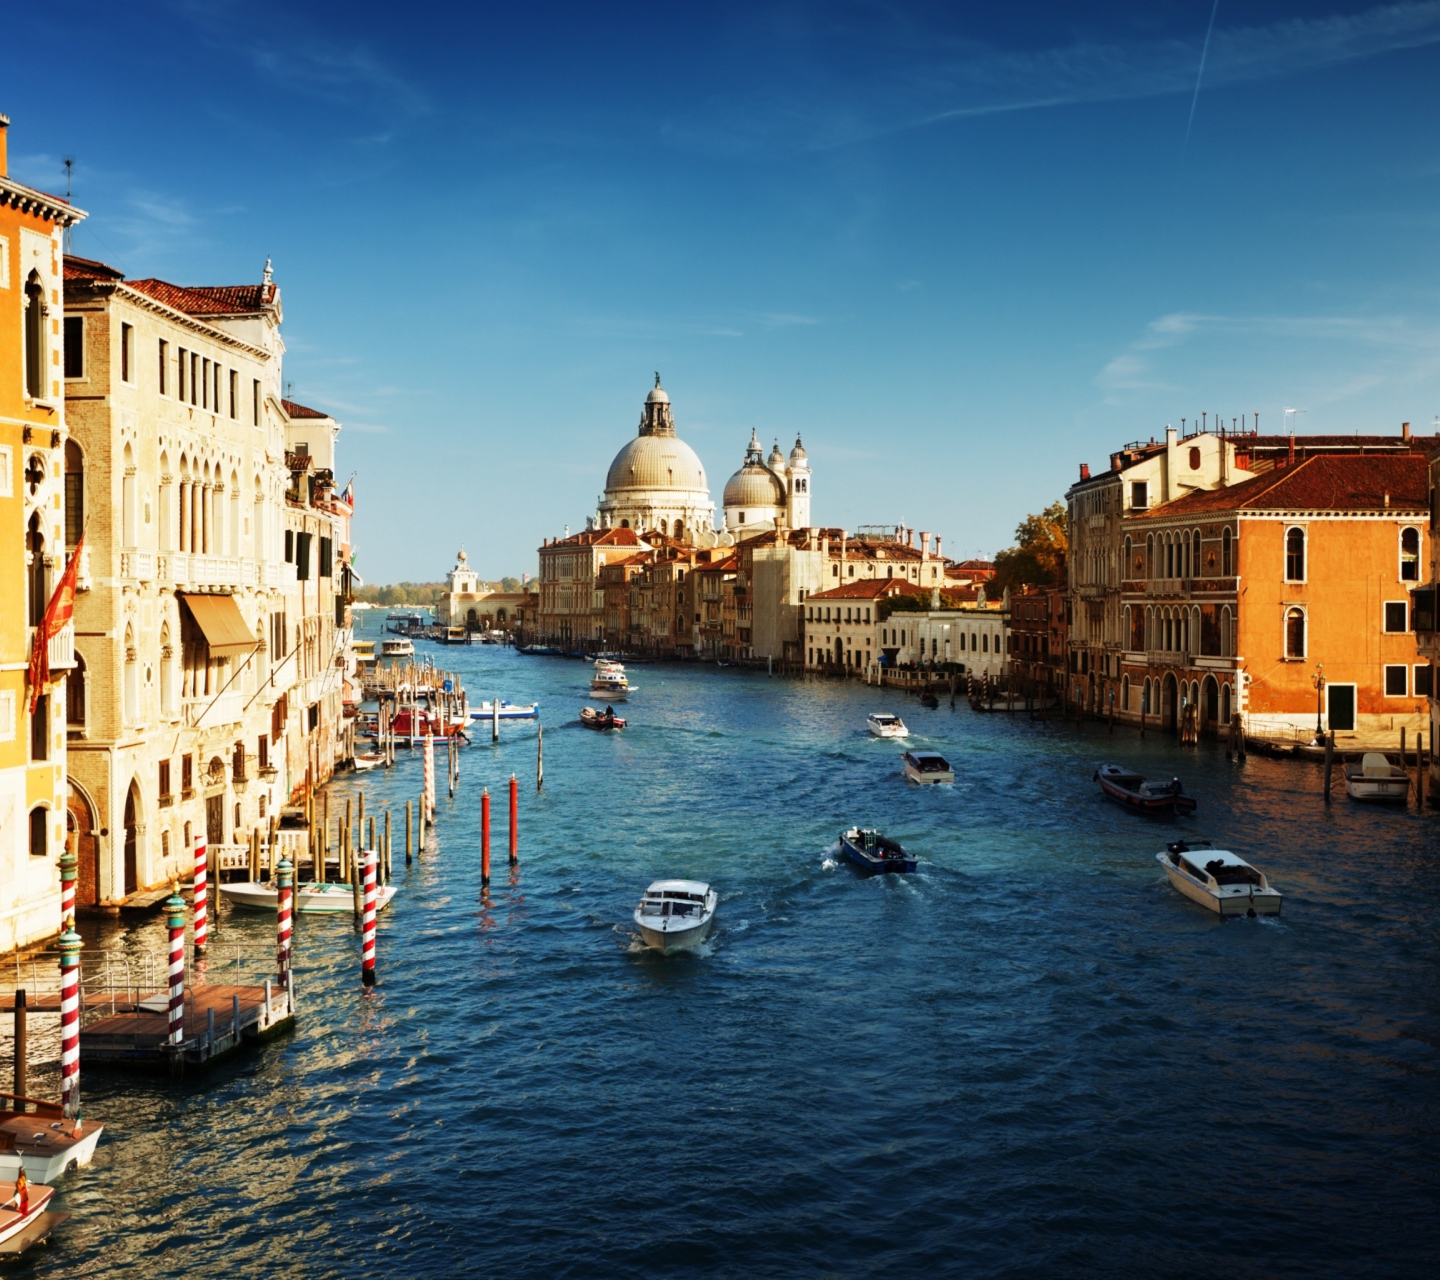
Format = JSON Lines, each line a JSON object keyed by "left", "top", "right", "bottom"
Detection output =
{"left": 185, "top": 690, "right": 245, "bottom": 730}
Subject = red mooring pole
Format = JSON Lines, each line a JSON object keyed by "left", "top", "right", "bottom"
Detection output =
{"left": 166, "top": 887, "right": 186, "bottom": 1047}
{"left": 361, "top": 850, "right": 377, "bottom": 987}
{"left": 481, "top": 787, "right": 491, "bottom": 887}
{"left": 193, "top": 831, "right": 209, "bottom": 956}
{"left": 509, "top": 773, "right": 518, "bottom": 865}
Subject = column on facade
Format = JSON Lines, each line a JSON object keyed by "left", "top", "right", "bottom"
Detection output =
{"left": 179, "top": 479, "right": 190, "bottom": 551}
{"left": 202, "top": 483, "right": 212, "bottom": 554}
{"left": 190, "top": 483, "right": 200, "bottom": 552}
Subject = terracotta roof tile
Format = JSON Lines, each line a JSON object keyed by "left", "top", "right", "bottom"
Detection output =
{"left": 808, "top": 578, "right": 929, "bottom": 601}
{"left": 282, "top": 399, "right": 331, "bottom": 420}
{"left": 126, "top": 278, "right": 278, "bottom": 316}
{"left": 1134, "top": 453, "right": 1428, "bottom": 519}
{"left": 63, "top": 255, "right": 124, "bottom": 281}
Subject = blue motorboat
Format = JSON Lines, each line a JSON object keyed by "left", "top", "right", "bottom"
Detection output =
{"left": 838, "top": 827, "right": 916, "bottom": 875}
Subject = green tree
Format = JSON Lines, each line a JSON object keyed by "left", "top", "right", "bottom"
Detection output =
{"left": 991, "top": 501, "right": 1067, "bottom": 593}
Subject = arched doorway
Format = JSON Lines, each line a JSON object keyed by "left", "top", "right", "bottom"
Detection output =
{"left": 1202, "top": 675, "right": 1219, "bottom": 733}
{"left": 67, "top": 784, "right": 99, "bottom": 910}
{"left": 466, "top": 608, "right": 478, "bottom": 629}
{"left": 1162, "top": 673, "right": 1178, "bottom": 733}
{"left": 123, "top": 781, "right": 140, "bottom": 896}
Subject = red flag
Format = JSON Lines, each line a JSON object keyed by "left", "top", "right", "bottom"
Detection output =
{"left": 28, "top": 535, "right": 83, "bottom": 714}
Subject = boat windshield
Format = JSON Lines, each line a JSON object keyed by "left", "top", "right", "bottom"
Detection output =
{"left": 913, "top": 756, "right": 950, "bottom": 772}
{"left": 1205, "top": 859, "right": 1264, "bottom": 887}
{"left": 639, "top": 893, "right": 704, "bottom": 918}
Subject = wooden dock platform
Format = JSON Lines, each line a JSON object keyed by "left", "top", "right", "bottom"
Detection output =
{"left": 79, "top": 981, "right": 294, "bottom": 1069}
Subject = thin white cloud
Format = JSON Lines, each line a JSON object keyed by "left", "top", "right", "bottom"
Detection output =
{"left": 667, "top": 3, "right": 1440, "bottom": 154}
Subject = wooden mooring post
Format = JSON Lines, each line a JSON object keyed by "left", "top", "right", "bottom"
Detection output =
{"left": 405, "top": 800, "right": 413, "bottom": 865}
{"left": 1323, "top": 731, "right": 1334, "bottom": 804}
{"left": 12, "top": 989, "right": 26, "bottom": 1104}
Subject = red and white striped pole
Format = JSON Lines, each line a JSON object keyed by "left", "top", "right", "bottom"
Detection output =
{"left": 58, "top": 925, "right": 81, "bottom": 1118}
{"left": 275, "top": 857, "right": 293, "bottom": 991}
{"left": 59, "top": 844, "right": 77, "bottom": 930}
{"left": 166, "top": 886, "right": 186, "bottom": 1047}
{"left": 193, "top": 831, "right": 208, "bottom": 956}
{"left": 423, "top": 731, "right": 435, "bottom": 827}
{"left": 360, "top": 850, "right": 377, "bottom": 987}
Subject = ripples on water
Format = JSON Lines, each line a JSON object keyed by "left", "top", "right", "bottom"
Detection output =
{"left": 31, "top": 639, "right": 1440, "bottom": 1277}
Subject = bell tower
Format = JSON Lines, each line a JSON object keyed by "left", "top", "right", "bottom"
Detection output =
{"left": 787, "top": 436, "right": 811, "bottom": 529}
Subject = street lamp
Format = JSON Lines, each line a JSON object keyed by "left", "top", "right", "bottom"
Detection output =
{"left": 1312, "top": 663, "right": 1325, "bottom": 736}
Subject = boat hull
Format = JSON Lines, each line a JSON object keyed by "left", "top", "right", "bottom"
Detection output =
{"left": 633, "top": 913, "right": 714, "bottom": 953}
{"left": 1344, "top": 777, "right": 1409, "bottom": 803}
{"left": 1097, "top": 775, "right": 1197, "bottom": 815}
{"left": 218, "top": 882, "right": 398, "bottom": 914}
{"left": 0, "top": 1121, "right": 103, "bottom": 1182}
{"left": 902, "top": 763, "right": 953, "bottom": 784}
{"left": 0, "top": 1180, "right": 57, "bottom": 1248}
{"left": 838, "top": 834, "right": 916, "bottom": 874}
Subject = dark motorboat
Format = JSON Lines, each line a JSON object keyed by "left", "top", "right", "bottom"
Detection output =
{"left": 1094, "top": 763, "right": 1197, "bottom": 815}
{"left": 580, "top": 706, "right": 626, "bottom": 731}
{"left": 919, "top": 692, "right": 940, "bottom": 709}
{"left": 839, "top": 827, "right": 917, "bottom": 875}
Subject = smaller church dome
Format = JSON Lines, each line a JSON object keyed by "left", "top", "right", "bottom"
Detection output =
{"left": 646, "top": 386, "right": 670, "bottom": 405}
{"left": 456, "top": 548, "right": 468, "bottom": 562}
{"left": 768, "top": 441, "right": 786, "bottom": 470}
{"left": 789, "top": 436, "right": 807, "bottom": 464}
{"left": 723, "top": 430, "right": 786, "bottom": 510}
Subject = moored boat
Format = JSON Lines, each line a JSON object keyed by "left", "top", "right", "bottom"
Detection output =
{"left": 633, "top": 880, "right": 717, "bottom": 953}
{"left": 468, "top": 700, "right": 540, "bottom": 721}
{"left": 1094, "top": 763, "right": 1197, "bottom": 815}
{"left": 1156, "top": 840, "right": 1282, "bottom": 917}
{"left": 441, "top": 626, "right": 470, "bottom": 645}
{"left": 381, "top": 638, "right": 415, "bottom": 658}
{"left": 901, "top": 750, "right": 953, "bottom": 784}
{"left": 218, "top": 880, "right": 398, "bottom": 914}
{"left": 0, "top": 1100, "right": 103, "bottom": 1183}
{"left": 351, "top": 751, "right": 385, "bottom": 771}
{"left": 838, "top": 827, "right": 916, "bottom": 874}
{"left": 0, "top": 1173, "right": 62, "bottom": 1254}
{"left": 1343, "top": 752, "right": 1410, "bottom": 803}
{"left": 867, "top": 712, "right": 910, "bottom": 738}
{"left": 580, "top": 706, "right": 625, "bottom": 730}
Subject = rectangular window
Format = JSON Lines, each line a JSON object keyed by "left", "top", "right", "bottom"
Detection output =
{"left": 1384, "top": 665, "right": 1408, "bottom": 697}
{"left": 308, "top": 703, "right": 319, "bottom": 732}
{"left": 1415, "top": 665, "right": 1433, "bottom": 698}
{"left": 1130, "top": 481, "right": 1148, "bottom": 509}
{"left": 201, "top": 358, "right": 210, "bottom": 408}
{"left": 158, "top": 339, "right": 169, "bottom": 395}
{"left": 1384, "top": 601, "right": 1409, "bottom": 633}
{"left": 319, "top": 536, "right": 333, "bottom": 577}
{"left": 214, "top": 362, "right": 221, "bottom": 411}
{"left": 121, "top": 322, "right": 133, "bottom": 382}
{"left": 296, "top": 532, "right": 312, "bottom": 580}
{"left": 65, "top": 468, "right": 83, "bottom": 549}
{"left": 229, "top": 369, "right": 238, "bottom": 418}
{"left": 284, "top": 529, "right": 294, "bottom": 563}
{"left": 181, "top": 753, "right": 194, "bottom": 798}
{"left": 159, "top": 758, "right": 172, "bottom": 806}
{"left": 258, "top": 734, "right": 269, "bottom": 769}
{"left": 63, "top": 316, "right": 84, "bottom": 378}
{"left": 30, "top": 694, "right": 48, "bottom": 762}
{"left": 253, "top": 379, "right": 261, "bottom": 425}
{"left": 190, "top": 353, "right": 199, "bottom": 404}
{"left": 162, "top": 830, "right": 171, "bottom": 859}
{"left": 177, "top": 348, "right": 187, "bottom": 401}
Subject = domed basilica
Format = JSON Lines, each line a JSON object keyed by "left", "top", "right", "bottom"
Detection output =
{"left": 594, "top": 376, "right": 812, "bottom": 546}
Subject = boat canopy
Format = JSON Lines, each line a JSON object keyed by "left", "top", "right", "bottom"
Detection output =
{"left": 905, "top": 751, "right": 951, "bottom": 770}
{"left": 869, "top": 713, "right": 898, "bottom": 723}
{"left": 644, "top": 879, "right": 710, "bottom": 898}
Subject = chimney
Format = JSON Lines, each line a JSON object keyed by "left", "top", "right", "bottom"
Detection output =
{"left": 1287, "top": 436, "right": 1295, "bottom": 467}
{"left": 1403, "top": 421, "right": 1411, "bottom": 442}
{"left": 1079, "top": 463, "right": 1090, "bottom": 481}
{"left": 0, "top": 114, "right": 8, "bottom": 178}
{"left": 920, "top": 531, "right": 930, "bottom": 558}
{"left": 934, "top": 535, "right": 942, "bottom": 558}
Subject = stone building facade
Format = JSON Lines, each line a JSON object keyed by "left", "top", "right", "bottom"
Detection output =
{"left": 0, "top": 115, "right": 86, "bottom": 948}
{"left": 61, "top": 254, "right": 311, "bottom": 906}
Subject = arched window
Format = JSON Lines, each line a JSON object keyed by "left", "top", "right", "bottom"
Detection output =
{"left": 1123, "top": 536, "right": 1132, "bottom": 579}
{"left": 24, "top": 271, "right": 45, "bottom": 398}
{"left": 1285, "top": 527, "right": 1305, "bottom": 582}
{"left": 1142, "top": 678, "right": 1152, "bottom": 715}
{"left": 122, "top": 444, "right": 137, "bottom": 548}
{"left": 1192, "top": 530, "right": 1201, "bottom": 576}
{"left": 1181, "top": 532, "right": 1190, "bottom": 579}
{"left": 124, "top": 625, "right": 138, "bottom": 723}
{"left": 160, "top": 624, "right": 175, "bottom": 718}
{"left": 1222, "top": 527, "right": 1233, "bottom": 577}
{"left": 1401, "top": 527, "right": 1420, "bottom": 581}
{"left": 253, "top": 474, "right": 266, "bottom": 559}
{"left": 1166, "top": 535, "right": 1175, "bottom": 580}
{"left": 159, "top": 453, "right": 173, "bottom": 550}
{"left": 1220, "top": 605, "right": 1233, "bottom": 658}
{"left": 620, "top": 519, "right": 630, "bottom": 529}
{"left": 1285, "top": 607, "right": 1305, "bottom": 659}
{"left": 673, "top": 520, "right": 684, "bottom": 540}
{"left": 1221, "top": 683, "right": 1232, "bottom": 725}
{"left": 67, "top": 653, "right": 87, "bottom": 729}
{"left": 65, "top": 441, "right": 84, "bottom": 549}
{"left": 1146, "top": 534, "right": 1154, "bottom": 578}
{"left": 27, "top": 512, "right": 46, "bottom": 627}
{"left": 1122, "top": 674, "right": 1130, "bottom": 711}
{"left": 29, "top": 806, "right": 48, "bottom": 859}
{"left": 230, "top": 470, "right": 241, "bottom": 557}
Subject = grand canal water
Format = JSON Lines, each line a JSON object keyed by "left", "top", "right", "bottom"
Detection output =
{"left": 22, "top": 626, "right": 1440, "bottom": 1277}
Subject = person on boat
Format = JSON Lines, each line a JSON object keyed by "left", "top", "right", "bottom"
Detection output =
{"left": 604, "top": 706, "right": 615, "bottom": 726}
{"left": 4, "top": 1170, "right": 28, "bottom": 1215}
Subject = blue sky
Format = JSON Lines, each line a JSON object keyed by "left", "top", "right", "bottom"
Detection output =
{"left": 9, "top": 2, "right": 1440, "bottom": 580}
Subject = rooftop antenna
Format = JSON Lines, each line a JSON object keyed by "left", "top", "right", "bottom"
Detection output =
{"left": 1283, "top": 407, "right": 1306, "bottom": 434}
{"left": 62, "top": 156, "right": 75, "bottom": 252}
{"left": 285, "top": 381, "right": 294, "bottom": 401}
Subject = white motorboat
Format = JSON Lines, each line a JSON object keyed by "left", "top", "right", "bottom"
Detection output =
{"left": 468, "top": 700, "right": 541, "bottom": 721}
{"left": 352, "top": 752, "right": 385, "bottom": 771}
{"left": 1156, "top": 841, "right": 1282, "bottom": 917}
{"left": 901, "top": 750, "right": 953, "bottom": 784}
{"left": 633, "top": 880, "right": 718, "bottom": 953}
{"left": 0, "top": 1104, "right": 103, "bottom": 1182}
{"left": 381, "top": 638, "right": 415, "bottom": 658}
{"left": 1343, "top": 752, "right": 1410, "bottom": 803}
{"left": 218, "top": 881, "right": 398, "bottom": 914}
{"left": 0, "top": 1173, "right": 61, "bottom": 1254}
{"left": 590, "top": 672, "right": 633, "bottom": 700}
{"left": 867, "top": 712, "right": 910, "bottom": 738}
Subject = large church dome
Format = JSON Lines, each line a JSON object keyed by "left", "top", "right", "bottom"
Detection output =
{"left": 605, "top": 434, "right": 707, "bottom": 494}
{"left": 596, "top": 376, "right": 715, "bottom": 536}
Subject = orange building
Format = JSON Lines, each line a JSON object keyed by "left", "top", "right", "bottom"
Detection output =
{"left": 0, "top": 114, "right": 86, "bottom": 948}
{"left": 1120, "top": 453, "right": 1428, "bottom": 744}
